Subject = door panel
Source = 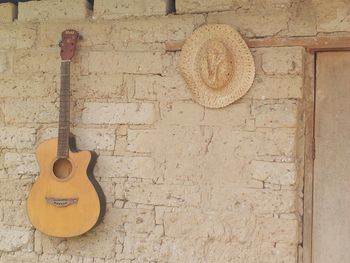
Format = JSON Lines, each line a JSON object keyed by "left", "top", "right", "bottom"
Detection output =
{"left": 313, "top": 52, "right": 350, "bottom": 263}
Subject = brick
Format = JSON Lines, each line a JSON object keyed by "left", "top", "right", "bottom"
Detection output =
{"left": 71, "top": 74, "right": 125, "bottom": 99}
{"left": 131, "top": 74, "right": 191, "bottom": 101}
{"left": 0, "top": 74, "right": 54, "bottom": 98}
{"left": 160, "top": 101, "right": 204, "bottom": 125}
{"left": 203, "top": 184, "right": 296, "bottom": 214}
{"left": 82, "top": 102, "right": 156, "bottom": 125}
{"left": 110, "top": 14, "right": 205, "bottom": 47}
{"left": 176, "top": 0, "right": 244, "bottom": 14}
{"left": 246, "top": 74, "right": 303, "bottom": 99}
{"left": 248, "top": 160, "right": 296, "bottom": 185}
{"left": 164, "top": 208, "right": 254, "bottom": 242}
{"left": 261, "top": 47, "right": 304, "bottom": 75}
{"left": 4, "top": 153, "right": 38, "bottom": 177}
{"left": 0, "top": 228, "right": 33, "bottom": 252}
{"left": 127, "top": 125, "right": 212, "bottom": 157}
{"left": 257, "top": 242, "right": 297, "bottom": 263}
{"left": 159, "top": 238, "right": 205, "bottom": 262}
{"left": 202, "top": 102, "right": 251, "bottom": 127}
{"left": 73, "top": 128, "right": 116, "bottom": 151}
{"left": 0, "top": 3, "right": 17, "bottom": 23}
{"left": 127, "top": 129, "right": 155, "bottom": 153}
{"left": 87, "top": 51, "right": 162, "bottom": 74}
{"left": 259, "top": 217, "right": 300, "bottom": 243}
{"left": 0, "top": 127, "right": 36, "bottom": 149}
{"left": 162, "top": 126, "right": 213, "bottom": 185}
{"left": 18, "top": 0, "right": 90, "bottom": 22}
{"left": 94, "top": 0, "right": 170, "bottom": 19}
{"left": 34, "top": 230, "right": 42, "bottom": 254}
{"left": 104, "top": 208, "right": 156, "bottom": 234}
{"left": 257, "top": 128, "right": 296, "bottom": 158}
{"left": 252, "top": 99, "right": 298, "bottom": 128}
{"left": 155, "top": 206, "right": 172, "bottom": 225}
{"left": 125, "top": 181, "right": 201, "bottom": 207}
{"left": 14, "top": 49, "right": 60, "bottom": 74}
{"left": 0, "top": 178, "right": 33, "bottom": 201}
{"left": 5, "top": 98, "right": 58, "bottom": 124}
{"left": 0, "top": 24, "right": 36, "bottom": 50}
{"left": 287, "top": 0, "right": 317, "bottom": 36}
{"left": 206, "top": 128, "right": 295, "bottom": 160}
{"left": 0, "top": 102, "right": 4, "bottom": 125}
{"left": 65, "top": 230, "right": 118, "bottom": 258}
{"left": 0, "top": 52, "right": 8, "bottom": 73}
{"left": 2, "top": 202, "right": 32, "bottom": 227}
{"left": 95, "top": 156, "right": 155, "bottom": 179}
{"left": 314, "top": 0, "right": 350, "bottom": 32}
{"left": 0, "top": 252, "right": 38, "bottom": 263}
{"left": 98, "top": 179, "right": 116, "bottom": 202}
{"left": 120, "top": 227, "right": 163, "bottom": 262}
{"left": 207, "top": 7, "right": 289, "bottom": 38}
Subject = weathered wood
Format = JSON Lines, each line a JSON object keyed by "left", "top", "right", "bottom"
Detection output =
{"left": 165, "top": 36, "right": 350, "bottom": 52}
{"left": 302, "top": 52, "right": 316, "bottom": 263}
{"left": 313, "top": 52, "right": 350, "bottom": 262}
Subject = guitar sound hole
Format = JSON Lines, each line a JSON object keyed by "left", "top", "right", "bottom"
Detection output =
{"left": 53, "top": 158, "right": 72, "bottom": 179}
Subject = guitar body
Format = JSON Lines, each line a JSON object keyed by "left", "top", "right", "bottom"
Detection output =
{"left": 27, "top": 138, "right": 102, "bottom": 238}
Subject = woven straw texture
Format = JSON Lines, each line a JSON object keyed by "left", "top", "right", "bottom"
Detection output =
{"left": 179, "top": 24, "right": 255, "bottom": 108}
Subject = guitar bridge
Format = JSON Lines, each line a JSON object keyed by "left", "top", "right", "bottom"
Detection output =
{"left": 46, "top": 197, "right": 78, "bottom": 207}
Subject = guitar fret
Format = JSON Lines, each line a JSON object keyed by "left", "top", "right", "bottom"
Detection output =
{"left": 57, "top": 61, "right": 71, "bottom": 158}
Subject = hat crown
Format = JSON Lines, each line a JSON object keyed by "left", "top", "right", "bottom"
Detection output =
{"left": 197, "top": 39, "right": 234, "bottom": 90}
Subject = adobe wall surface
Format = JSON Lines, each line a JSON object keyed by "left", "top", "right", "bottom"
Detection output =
{"left": 0, "top": 0, "right": 348, "bottom": 262}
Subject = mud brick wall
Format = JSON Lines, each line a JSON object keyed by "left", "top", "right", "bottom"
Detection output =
{"left": 0, "top": 0, "right": 348, "bottom": 262}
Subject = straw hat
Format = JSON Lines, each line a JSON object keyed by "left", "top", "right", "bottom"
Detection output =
{"left": 179, "top": 24, "right": 255, "bottom": 108}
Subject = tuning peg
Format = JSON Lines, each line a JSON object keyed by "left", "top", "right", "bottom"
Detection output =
{"left": 58, "top": 40, "right": 63, "bottom": 47}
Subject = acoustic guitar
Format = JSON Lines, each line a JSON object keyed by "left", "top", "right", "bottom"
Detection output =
{"left": 27, "top": 30, "right": 105, "bottom": 237}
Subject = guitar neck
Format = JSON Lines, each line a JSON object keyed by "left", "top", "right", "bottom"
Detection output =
{"left": 57, "top": 61, "right": 71, "bottom": 158}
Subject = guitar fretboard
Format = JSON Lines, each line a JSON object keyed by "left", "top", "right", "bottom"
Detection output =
{"left": 57, "top": 61, "right": 70, "bottom": 158}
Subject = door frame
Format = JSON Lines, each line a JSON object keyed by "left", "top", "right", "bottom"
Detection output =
{"left": 303, "top": 46, "right": 350, "bottom": 263}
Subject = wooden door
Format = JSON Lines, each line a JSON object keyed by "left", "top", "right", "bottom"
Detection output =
{"left": 313, "top": 51, "right": 350, "bottom": 262}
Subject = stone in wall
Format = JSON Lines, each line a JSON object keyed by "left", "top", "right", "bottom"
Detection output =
{"left": 4, "top": 153, "right": 38, "bottom": 177}
{"left": 0, "top": 127, "right": 36, "bottom": 150}
{"left": 248, "top": 160, "right": 296, "bottom": 186}
{"left": 130, "top": 74, "right": 191, "bottom": 101}
{"left": 86, "top": 51, "right": 163, "bottom": 74}
{"left": 73, "top": 128, "right": 116, "bottom": 152}
{"left": 246, "top": 74, "right": 303, "bottom": 99}
{"left": 0, "top": 52, "right": 8, "bottom": 73}
{"left": 207, "top": 5, "right": 290, "bottom": 38}
{"left": 176, "top": 0, "right": 250, "bottom": 14}
{"left": 0, "top": 228, "right": 33, "bottom": 252}
{"left": 5, "top": 98, "right": 58, "bottom": 124}
{"left": 110, "top": 14, "right": 205, "bottom": 51}
{"left": 82, "top": 102, "right": 156, "bottom": 125}
{"left": 0, "top": 3, "right": 17, "bottom": 23}
{"left": 18, "top": 0, "right": 90, "bottom": 21}
{"left": 0, "top": 24, "right": 36, "bottom": 50}
{"left": 314, "top": 0, "right": 350, "bottom": 32}
{"left": 94, "top": 0, "right": 172, "bottom": 19}
{"left": 252, "top": 99, "right": 298, "bottom": 128}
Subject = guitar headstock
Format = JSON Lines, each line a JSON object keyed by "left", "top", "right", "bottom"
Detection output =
{"left": 60, "top": 29, "right": 80, "bottom": 61}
